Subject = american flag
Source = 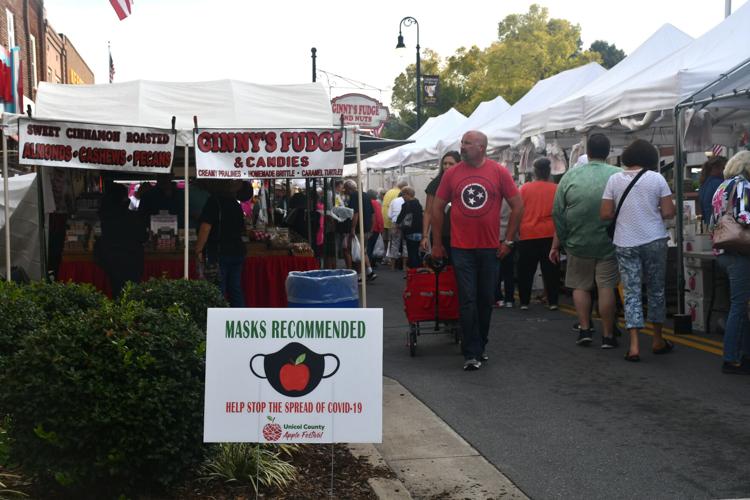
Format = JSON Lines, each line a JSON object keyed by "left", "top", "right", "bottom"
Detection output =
{"left": 712, "top": 144, "right": 725, "bottom": 157}
{"left": 109, "top": 0, "right": 133, "bottom": 21}
{"left": 109, "top": 50, "right": 115, "bottom": 84}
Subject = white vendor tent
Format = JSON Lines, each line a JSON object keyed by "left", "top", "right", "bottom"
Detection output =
{"left": 521, "top": 24, "right": 693, "bottom": 138}
{"left": 399, "top": 95, "right": 511, "bottom": 168}
{"left": 357, "top": 107, "right": 467, "bottom": 172}
{"left": 583, "top": 1, "right": 750, "bottom": 129}
{"left": 34, "top": 79, "right": 336, "bottom": 145}
{"left": 481, "top": 62, "right": 606, "bottom": 153}
{"left": 0, "top": 173, "right": 42, "bottom": 280}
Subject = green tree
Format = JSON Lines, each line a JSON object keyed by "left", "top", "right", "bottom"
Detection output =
{"left": 386, "top": 4, "right": 603, "bottom": 139}
{"left": 589, "top": 40, "right": 626, "bottom": 69}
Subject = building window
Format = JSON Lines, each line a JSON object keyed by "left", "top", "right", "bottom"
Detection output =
{"left": 30, "top": 35, "right": 38, "bottom": 89}
{"left": 6, "top": 9, "right": 14, "bottom": 48}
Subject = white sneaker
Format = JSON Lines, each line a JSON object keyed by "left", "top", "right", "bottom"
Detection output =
{"left": 494, "top": 300, "right": 504, "bottom": 308}
{"left": 463, "top": 359, "right": 481, "bottom": 371}
{"left": 504, "top": 302, "right": 514, "bottom": 308}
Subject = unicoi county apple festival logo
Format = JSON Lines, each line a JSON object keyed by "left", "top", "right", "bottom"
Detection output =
{"left": 250, "top": 342, "right": 340, "bottom": 397}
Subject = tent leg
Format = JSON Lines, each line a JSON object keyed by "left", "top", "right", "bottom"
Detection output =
{"left": 674, "top": 107, "right": 685, "bottom": 316}
{"left": 356, "top": 131, "right": 366, "bottom": 308}
{"left": 184, "top": 145, "right": 190, "bottom": 279}
{"left": 36, "top": 167, "right": 48, "bottom": 280}
{"left": 3, "top": 130, "right": 10, "bottom": 282}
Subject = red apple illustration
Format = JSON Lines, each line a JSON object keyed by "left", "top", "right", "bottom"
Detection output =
{"left": 279, "top": 353, "right": 310, "bottom": 391}
{"left": 262, "top": 416, "right": 282, "bottom": 441}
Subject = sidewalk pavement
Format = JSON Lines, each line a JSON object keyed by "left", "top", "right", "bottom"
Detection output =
{"left": 350, "top": 377, "right": 528, "bottom": 500}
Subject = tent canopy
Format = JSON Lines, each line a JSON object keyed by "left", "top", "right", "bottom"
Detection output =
{"left": 679, "top": 56, "right": 750, "bottom": 110}
{"left": 34, "top": 80, "right": 336, "bottom": 146}
{"left": 362, "top": 108, "right": 467, "bottom": 171}
{"left": 584, "top": 1, "right": 750, "bottom": 128}
{"left": 521, "top": 24, "right": 693, "bottom": 137}
{"left": 481, "top": 62, "right": 606, "bottom": 152}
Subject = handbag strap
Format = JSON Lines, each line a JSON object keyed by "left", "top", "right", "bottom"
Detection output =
{"left": 613, "top": 168, "right": 648, "bottom": 224}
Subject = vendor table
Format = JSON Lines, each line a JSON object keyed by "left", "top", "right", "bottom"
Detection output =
{"left": 57, "top": 252, "right": 318, "bottom": 307}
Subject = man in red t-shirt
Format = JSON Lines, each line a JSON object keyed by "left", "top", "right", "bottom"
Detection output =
{"left": 432, "top": 130, "right": 523, "bottom": 371}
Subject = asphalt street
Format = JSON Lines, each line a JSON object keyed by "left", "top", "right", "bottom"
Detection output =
{"left": 367, "top": 268, "right": 750, "bottom": 500}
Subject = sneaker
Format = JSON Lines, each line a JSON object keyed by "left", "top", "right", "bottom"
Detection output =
{"left": 601, "top": 336, "right": 618, "bottom": 349}
{"left": 463, "top": 359, "right": 482, "bottom": 371}
{"left": 480, "top": 354, "right": 489, "bottom": 362}
{"left": 721, "top": 361, "right": 750, "bottom": 374}
{"left": 366, "top": 272, "right": 377, "bottom": 282}
{"left": 520, "top": 305, "right": 529, "bottom": 311}
{"left": 576, "top": 329, "right": 593, "bottom": 346}
{"left": 548, "top": 305, "right": 559, "bottom": 311}
{"left": 504, "top": 302, "right": 514, "bottom": 308}
{"left": 494, "top": 300, "right": 504, "bottom": 308}
{"left": 572, "top": 322, "right": 595, "bottom": 333}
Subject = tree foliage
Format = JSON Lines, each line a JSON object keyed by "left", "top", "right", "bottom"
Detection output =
{"left": 386, "top": 4, "right": 614, "bottom": 139}
{"left": 589, "top": 40, "right": 626, "bottom": 69}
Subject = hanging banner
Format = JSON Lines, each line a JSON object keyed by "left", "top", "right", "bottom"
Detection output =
{"left": 18, "top": 118, "right": 175, "bottom": 173}
{"left": 194, "top": 128, "right": 345, "bottom": 179}
{"left": 203, "top": 308, "right": 383, "bottom": 443}
{"left": 422, "top": 75, "right": 439, "bottom": 106}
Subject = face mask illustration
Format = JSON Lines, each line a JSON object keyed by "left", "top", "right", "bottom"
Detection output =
{"left": 250, "top": 342, "right": 340, "bottom": 397}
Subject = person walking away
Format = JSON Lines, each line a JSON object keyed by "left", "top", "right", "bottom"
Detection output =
{"left": 699, "top": 155, "right": 727, "bottom": 225}
{"left": 367, "top": 189, "right": 384, "bottom": 268}
{"left": 97, "top": 182, "right": 147, "bottom": 299}
{"left": 382, "top": 177, "right": 408, "bottom": 266}
{"left": 421, "top": 151, "right": 460, "bottom": 260}
{"left": 518, "top": 158, "right": 560, "bottom": 311}
{"left": 431, "top": 130, "right": 523, "bottom": 371}
{"left": 388, "top": 188, "right": 406, "bottom": 270}
{"left": 551, "top": 133, "right": 620, "bottom": 348}
{"left": 709, "top": 151, "right": 750, "bottom": 374}
{"left": 195, "top": 180, "right": 247, "bottom": 307}
{"left": 343, "top": 179, "right": 377, "bottom": 281}
{"left": 396, "top": 186, "right": 424, "bottom": 268}
{"left": 600, "top": 139, "right": 675, "bottom": 361}
{"left": 495, "top": 199, "right": 517, "bottom": 308}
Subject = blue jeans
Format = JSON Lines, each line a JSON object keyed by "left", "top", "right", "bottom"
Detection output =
{"left": 452, "top": 248, "right": 499, "bottom": 360}
{"left": 717, "top": 253, "right": 750, "bottom": 363}
{"left": 615, "top": 238, "right": 667, "bottom": 329}
{"left": 219, "top": 255, "right": 246, "bottom": 308}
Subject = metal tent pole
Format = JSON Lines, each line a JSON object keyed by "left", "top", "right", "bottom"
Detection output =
{"left": 2, "top": 129, "right": 9, "bottom": 282}
{"left": 674, "top": 107, "right": 685, "bottom": 315}
{"left": 184, "top": 144, "right": 189, "bottom": 279}
{"left": 355, "top": 131, "right": 366, "bottom": 307}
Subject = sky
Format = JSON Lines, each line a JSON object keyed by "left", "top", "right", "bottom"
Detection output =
{"left": 43, "top": 0, "right": 749, "bottom": 109}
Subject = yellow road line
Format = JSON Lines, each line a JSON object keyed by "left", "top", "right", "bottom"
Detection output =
{"left": 555, "top": 304, "right": 722, "bottom": 356}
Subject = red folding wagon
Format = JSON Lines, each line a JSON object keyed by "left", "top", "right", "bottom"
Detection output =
{"left": 402, "top": 266, "right": 460, "bottom": 356}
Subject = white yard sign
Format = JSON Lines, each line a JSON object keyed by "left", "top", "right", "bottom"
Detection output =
{"left": 204, "top": 308, "right": 382, "bottom": 443}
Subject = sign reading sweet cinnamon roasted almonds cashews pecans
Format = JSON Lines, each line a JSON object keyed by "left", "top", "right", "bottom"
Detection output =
{"left": 203, "top": 308, "right": 383, "bottom": 443}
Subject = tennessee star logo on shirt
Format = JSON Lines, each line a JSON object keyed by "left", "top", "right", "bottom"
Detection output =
{"left": 460, "top": 182, "right": 488, "bottom": 211}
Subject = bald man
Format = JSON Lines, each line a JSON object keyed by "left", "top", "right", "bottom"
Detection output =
{"left": 431, "top": 131, "right": 523, "bottom": 371}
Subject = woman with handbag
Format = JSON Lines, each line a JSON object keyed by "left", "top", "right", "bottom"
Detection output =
{"left": 709, "top": 151, "right": 750, "bottom": 374}
{"left": 600, "top": 139, "right": 675, "bottom": 361}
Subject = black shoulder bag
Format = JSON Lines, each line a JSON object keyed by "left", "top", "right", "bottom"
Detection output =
{"left": 607, "top": 169, "right": 648, "bottom": 240}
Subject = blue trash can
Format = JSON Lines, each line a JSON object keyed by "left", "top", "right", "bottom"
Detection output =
{"left": 286, "top": 269, "right": 359, "bottom": 308}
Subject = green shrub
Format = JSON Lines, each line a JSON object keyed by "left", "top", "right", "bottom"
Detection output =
{"left": 200, "top": 444, "right": 297, "bottom": 493}
{"left": 0, "top": 300, "right": 206, "bottom": 498}
{"left": 21, "top": 281, "right": 105, "bottom": 322}
{"left": 0, "top": 281, "right": 43, "bottom": 360}
{"left": 121, "top": 278, "right": 227, "bottom": 331}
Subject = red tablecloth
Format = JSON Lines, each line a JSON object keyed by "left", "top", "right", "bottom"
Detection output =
{"left": 57, "top": 254, "right": 319, "bottom": 307}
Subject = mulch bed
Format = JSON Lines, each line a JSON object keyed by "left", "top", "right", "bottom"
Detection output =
{"left": 2, "top": 444, "right": 393, "bottom": 499}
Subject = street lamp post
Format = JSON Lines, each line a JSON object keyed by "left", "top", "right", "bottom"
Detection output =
{"left": 396, "top": 16, "right": 421, "bottom": 129}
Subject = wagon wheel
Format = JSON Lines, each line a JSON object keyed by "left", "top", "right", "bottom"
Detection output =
{"left": 409, "top": 324, "right": 418, "bottom": 357}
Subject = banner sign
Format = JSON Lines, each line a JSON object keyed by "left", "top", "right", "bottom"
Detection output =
{"left": 194, "top": 128, "right": 345, "bottom": 179}
{"left": 204, "top": 308, "right": 383, "bottom": 443}
{"left": 331, "top": 93, "right": 389, "bottom": 131}
{"left": 18, "top": 118, "right": 175, "bottom": 173}
{"left": 423, "top": 75, "right": 440, "bottom": 106}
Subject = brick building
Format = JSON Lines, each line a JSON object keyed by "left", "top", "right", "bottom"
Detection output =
{"left": 0, "top": 0, "right": 93, "bottom": 108}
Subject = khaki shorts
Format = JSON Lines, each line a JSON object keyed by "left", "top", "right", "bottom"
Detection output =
{"left": 565, "top": 254, "right": 619, "bottom": 291}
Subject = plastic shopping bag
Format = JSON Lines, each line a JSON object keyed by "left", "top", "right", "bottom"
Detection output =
{"left": 351, "top": 234, "right": 363, "bottom": 263}
{"left": 373, "top": 234, "right": 385, "bottom": 258}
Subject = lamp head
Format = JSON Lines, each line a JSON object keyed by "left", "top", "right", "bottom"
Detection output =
{"left": 396, "top": 34, "right": 405, "bottom": 49}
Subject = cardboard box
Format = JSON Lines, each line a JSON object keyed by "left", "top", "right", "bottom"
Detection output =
{"left": 685, "top": 293, "right": 708, "bottom": 332}
{"left": 684, "top": 266, "right": 713, "bottom": 296}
